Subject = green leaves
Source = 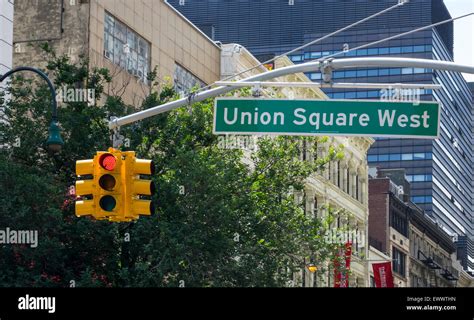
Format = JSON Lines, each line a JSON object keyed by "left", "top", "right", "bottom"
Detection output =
{"left": 0, "top": 44, "right": 351, "bottom": 287}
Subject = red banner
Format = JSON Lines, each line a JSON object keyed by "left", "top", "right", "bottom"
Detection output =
{"left": 372, "top": 262, "right": 394, "bottom": 288}
{"left": 334, "top": 242, "right": 352, "bottom": 288}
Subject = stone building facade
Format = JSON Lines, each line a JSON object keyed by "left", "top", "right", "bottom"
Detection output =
{"left": 13, "top": 0, "right": 220, "bottom": 107}
{"left": 409, "top": 203, "right": 462, "bottom": 287}
{"left": 221, "top": 43, "right": 373, "bottom": 287}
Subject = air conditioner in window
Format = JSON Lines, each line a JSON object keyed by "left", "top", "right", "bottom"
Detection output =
{"left": 397, "top": 186, "right": 404, "bottom": 196}
{"left": 123, "top": 43, "right": 130, "bottom": 54}
{"left": 104, "top": 50, "right": 111, "bottom": 60}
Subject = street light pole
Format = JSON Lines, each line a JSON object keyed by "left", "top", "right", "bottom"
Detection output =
{"left": 0, "top": 66, "right": 64, "bottom": 153}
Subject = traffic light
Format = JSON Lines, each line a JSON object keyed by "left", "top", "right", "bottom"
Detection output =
{"left": 95, "top": 149, "right": 123, "bottom": 220}
{"left": 75, "top": 158, "right": 95, "bottom": 217}
{"left": 118, "top": 151, "right": 155, "bottom": 222}
{"left": 75, "top": 148, "right": 154, "bottom": 222}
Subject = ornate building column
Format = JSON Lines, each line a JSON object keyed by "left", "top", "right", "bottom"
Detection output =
{"left": 305, "top": 188, "right": 316, "bottom": 217}
{"left": 350, "top": 170, "right": 357, "bottom": 198}
{"left": 342, "top": 162, "right": 349, "bottom": 194}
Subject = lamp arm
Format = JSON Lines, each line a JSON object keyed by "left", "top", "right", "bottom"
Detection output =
{"left": 0, "top": 66, "right": 58, "bottom": 121}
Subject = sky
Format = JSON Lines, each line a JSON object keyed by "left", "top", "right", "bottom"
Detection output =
{"left": 444, "top": 0, "right": 474, "bottom": 82}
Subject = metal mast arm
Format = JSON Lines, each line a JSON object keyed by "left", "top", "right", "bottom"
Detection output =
{"left": 109, "top": 57, "right": 474, "bottom": 130}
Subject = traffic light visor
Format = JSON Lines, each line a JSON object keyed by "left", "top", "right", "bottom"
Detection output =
{"left": 76, "top": 159, "right": 93, "bottom": 176}
{"left": 134, "top": 159, "right": 154, "bottom": 175}
{"left": 134, "top": 180, "right": 155, "bottom": 196}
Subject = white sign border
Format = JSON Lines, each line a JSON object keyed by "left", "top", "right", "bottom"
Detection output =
{"left": 212, "top": 97, "right": 441, "bottom": 140}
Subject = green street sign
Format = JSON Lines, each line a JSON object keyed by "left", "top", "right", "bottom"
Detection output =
{"left": 213, "top": 98, "right": 440, "bottom": 139}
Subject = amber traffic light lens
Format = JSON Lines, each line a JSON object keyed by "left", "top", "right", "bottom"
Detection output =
{"left": 99, "top": 174, "right": 116, "bottom": 191}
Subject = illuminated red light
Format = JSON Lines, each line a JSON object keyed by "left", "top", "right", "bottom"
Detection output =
{"left": 99, "top": 153, "right": 116, "bottom": 171}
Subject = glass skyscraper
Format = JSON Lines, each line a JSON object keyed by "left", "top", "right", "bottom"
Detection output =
{"left": 168, "top": 0, "right": 474, "bottom": 272}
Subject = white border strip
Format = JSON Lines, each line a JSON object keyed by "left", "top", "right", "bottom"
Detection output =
{"left": 213, "top": 97, "right": 441, "bottom": 139}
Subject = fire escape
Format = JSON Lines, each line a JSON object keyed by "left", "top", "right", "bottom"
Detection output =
{"left": 418, "top": 250, "right": 458, "bottom": 287}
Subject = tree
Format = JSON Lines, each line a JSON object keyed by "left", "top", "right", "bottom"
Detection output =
{"left": 0, "top": 46, "right": 348, "bottom": 287}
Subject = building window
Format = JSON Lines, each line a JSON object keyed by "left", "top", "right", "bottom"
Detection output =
{"left": 370, "top": 276, "right": 375, "bottom": 287}
{"left": 411, "top": 195, "right": 432, "bottom": 204}
{"left": 367, "top": 155, "right": 377, "bottom": 162}
{"left": 367, "top": 69, "right": 378, "bottom": 77}
{"left": 310, "top": 73, "right": 322, "bottom": 80}
{"left": 391, "top": 211, "right": 408, "bottom": 236}
{"left": 174, "top": 63, "right": 206, "bottom": 96}
{"left": 104, "top": 12, "right": 150, "bottom": 84}
{"left": 389, "top": 154, "right": 401, "bottom": 161}
{"left": 389, "top": 47, "right": 401, "bottom": 54}
{"left": 392, "top": 247, "right": 406, "bottom": 277}
{"left": 345, "top": 92, "right": 356, "bottom": 99}
{"left": 290, "top": 54, "right": 303, "bottom": 62}
{"left": 406, "top": 174, "right": 432, "bottom": 182}
{"left": 368, "top": 152, "right": 433, "bottom": 162}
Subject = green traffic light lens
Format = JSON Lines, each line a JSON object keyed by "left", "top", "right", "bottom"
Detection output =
{"left": 99, "top": 174, "right": 116, "bottom": 191}
{"left": 99, "top": 195, "right": 116, "bottom": 212}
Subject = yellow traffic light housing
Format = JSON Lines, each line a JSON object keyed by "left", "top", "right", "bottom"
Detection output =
{"left": 121, "top": 151, "right": 155, "bottom": 221}
{"left": 95, "top": 150, "right": 123, "bottom": 220}
{"left": 75, "top": 148, "right": 155, "bottom": 222}
{"left": 75, "top": 159, "right": 95, "bottom": 217}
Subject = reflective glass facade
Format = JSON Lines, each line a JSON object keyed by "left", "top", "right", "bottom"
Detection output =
{"left": 169, "top": 0, "right": 474, "bottom": 271}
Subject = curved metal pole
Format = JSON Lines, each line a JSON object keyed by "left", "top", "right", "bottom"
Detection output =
{"left": 329, "top": 57, "right": 474, "bottom": 74}
{"left": 109, "top": 57, "right": 474, "bottom": 130}
{"left": 0, "top": 66, "right": 58, "bottom": 121}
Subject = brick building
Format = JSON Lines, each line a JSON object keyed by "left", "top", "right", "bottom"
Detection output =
{"left": 369, "top": 168, "right": 473, "bottom": 286}
{"left": 368, "top": 169, "right": 410, "bottom": 287}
